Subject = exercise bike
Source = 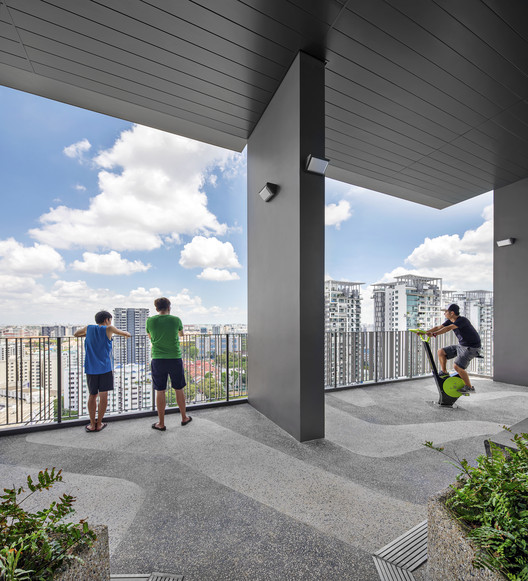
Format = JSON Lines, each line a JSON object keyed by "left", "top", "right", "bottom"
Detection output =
{"left": 410, "top": 329, "right": 469, "bottom": 407}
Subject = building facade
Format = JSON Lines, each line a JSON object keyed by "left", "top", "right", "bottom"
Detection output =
{"left": 113, "top": 308, "right": 149, "bottom": 365}
{"left": 324, "top": 280, "right": 363, "bottom": 388}
{"left": 373, "top": 275, "right": 443, "bottom": 332}
{"left": 442, "top": 289, "right": 493, "bottom": 376}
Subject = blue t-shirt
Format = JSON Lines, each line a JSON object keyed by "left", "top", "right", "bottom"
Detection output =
{"left": 84, "top": 325, "right": 113, "bottom": 375}
{"left": 443, "top": 316, "right": 481, "bottom": 348}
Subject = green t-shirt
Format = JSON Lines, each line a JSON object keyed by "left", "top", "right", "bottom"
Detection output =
{"left": 146, "top": 314, "right": 183, "bottom": 359}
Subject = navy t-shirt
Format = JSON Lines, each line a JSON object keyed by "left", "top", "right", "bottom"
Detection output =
{"left": 442, "top": 316, "right": 481, "bottom": 348}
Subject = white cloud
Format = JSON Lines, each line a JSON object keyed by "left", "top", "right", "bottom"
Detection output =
{"left": 325, "top": 200, "right": 352, "bottom": 229}
{"left": 31, "top": 125, "right": 241, "bottom": 251}
{"left": 0, "top": 272, "right": 247, "bottom": 324}
{"left": 0, "top": 274, "right": 43, "bottom": 295}
{"left": 179, "top": 236, "right": 241, "bottom": 270}
{"left": 71, "top": 251, "right": 151, "bottom": 275}
{"left": 197, "top": 268, "right": 240, "bottom": 281}
{"left": 0, "top": 238, "right": 64, "bottom": 276}
{"left": 74, "top": 184, "right": 87, "bottom": 192}
{"left": 378, "top": 204, "right": 493, "bottom": 291}
{"left": 63, "top": 138, "right": 91, "bottom": 161}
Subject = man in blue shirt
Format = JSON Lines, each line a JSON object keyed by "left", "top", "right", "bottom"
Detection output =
{"left": 425, "top": 303, "right": 482, "bottom": 395}
{"left": 74, "top": 310, "right": 131, "bottom": 432}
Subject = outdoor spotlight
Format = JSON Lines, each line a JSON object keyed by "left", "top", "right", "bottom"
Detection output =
{"left": 259, "top": 182, "right": 279, "bottom": 202}
{"left": 305, "top": 154, "right": 329, "bottom": 175}
{"left": 496, "top": 238, "right": 516, "bottom": 247}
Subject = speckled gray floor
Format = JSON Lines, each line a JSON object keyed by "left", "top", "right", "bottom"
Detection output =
{"left": 0, "top": 377, "right": 526, "bottom": 580}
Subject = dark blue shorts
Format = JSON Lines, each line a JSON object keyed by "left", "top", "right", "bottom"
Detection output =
{"left": 151, "top": 358, "right": 186, "bottom": 391}
{"left": 86, "top": 371, "right": 114, "bottom": 395}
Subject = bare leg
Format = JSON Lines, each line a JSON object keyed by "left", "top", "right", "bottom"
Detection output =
{"left": 454, "top": 364, "right": 471, "bottom": 388}
{"left": 87, "top": 394, "right": 97, "bottom": 430}
{"left": 155, "top": 390, "right": 166, "bottom": 428}
{"left": 97, "top": 391, "right": 108, "bottom": 429}
{"left": 175, "top": 388, "right": 189, "bottom": 422}
{"left": 437, "top": 348, "right": 448, "bottom": 375}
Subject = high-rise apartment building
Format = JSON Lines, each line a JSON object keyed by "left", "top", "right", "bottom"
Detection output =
{"left": 113, "top": 308, "right": 149, "bottom": 365}
{"left": 41, "top": 325, "right": 67, "bottom": 337}
{"left": 442, "top": 289, "right": 493, "bottom": 375}
{"left": 324, "top": 280, "right": 362, "bottom": 332}
{"left": 324, "top": 280, "right": 362, "bottom": 388}
{"left": 373, "top": 275, "right": 443, "bottom": 331}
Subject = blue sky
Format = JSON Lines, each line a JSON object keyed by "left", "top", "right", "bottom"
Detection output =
{"left": 0, "top": 86, "right": 493, "bottom": 325}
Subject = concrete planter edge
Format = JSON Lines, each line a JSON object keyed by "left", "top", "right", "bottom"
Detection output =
{"left": 427, "top": 488, "right": 506, "bottom": 581}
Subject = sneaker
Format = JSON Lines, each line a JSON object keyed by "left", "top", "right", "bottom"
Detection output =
{"left": 468, "top": 385, "right": 476, "bottom": 392}
{"left": 457, "top": 385, "right": 472, "bottom": 394}
{"left": 439, "top": 371, "right": 449, "bottom": 377}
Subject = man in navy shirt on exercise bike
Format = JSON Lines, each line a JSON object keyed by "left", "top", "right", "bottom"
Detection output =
{"left": 424, "top": 303, "right": 481, "bottom": 395}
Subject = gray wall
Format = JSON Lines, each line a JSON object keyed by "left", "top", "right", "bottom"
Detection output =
{"left": 247, "top": 52, "right": 326, "bottom": 441}
{"left": 494, "top": 180, "right": 528, "bottom": 387}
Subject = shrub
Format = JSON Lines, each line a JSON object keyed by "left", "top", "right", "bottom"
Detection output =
{"left": 425, "top": 431, "right": 528, "bottom": 580}
{"left": 0, "top": 468, "right": 96, "bottom": 581}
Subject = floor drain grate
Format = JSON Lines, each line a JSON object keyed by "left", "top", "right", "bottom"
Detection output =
{"left": 373, "top": 519, "right": 427, "bottom": 581}
{"left": 149, "top": 575, "right": 184, "bottom": 581}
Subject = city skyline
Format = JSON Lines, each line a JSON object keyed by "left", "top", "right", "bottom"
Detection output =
{"left": 1, "top": 86, "right": 493, "bottom": 326}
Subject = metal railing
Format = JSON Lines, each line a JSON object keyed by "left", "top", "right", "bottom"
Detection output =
{"left": 324, "top": 329, "right": 493, "bottom": 389}
{"left": 1, "top": 328, "right": 492, "bottom": 429}
{"left": 0, "top": 334, "right": 248, "bottom": 429}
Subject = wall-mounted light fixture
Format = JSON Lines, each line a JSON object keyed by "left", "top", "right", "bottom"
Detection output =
{"left": 496, "top": 238, "right": 516, "bottom": 247}
{"left": 305, "top": 154, "right": 329, "bottom": 175}
{"left": 259, "top": 182, "right": 279, "bottom": 202}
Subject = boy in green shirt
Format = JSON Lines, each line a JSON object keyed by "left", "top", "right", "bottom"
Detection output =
{"left": 146, "top": 297, "right": 192, "bottom": 431}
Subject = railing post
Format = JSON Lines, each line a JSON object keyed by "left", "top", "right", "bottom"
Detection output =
{"left": 225, "top": 334, "right": 230, "bottom": 402}
{"left": 4, "top": 338, "right": 8, "bottom": 425}
{"left": 375, "top": 332, "right": 379, "bottom": 384}
{"left": 334, "top": 332, "right": 337, "bottom": 388}
{"left": 57, "top": 337, "right": 62, "bottom": 424}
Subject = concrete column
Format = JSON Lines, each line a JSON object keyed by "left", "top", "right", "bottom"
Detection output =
{"left": 247, "top": 52, "right": 325, "bottom": 441}
{"left": 494, "top": 180, "right": 528, "bottom": 387}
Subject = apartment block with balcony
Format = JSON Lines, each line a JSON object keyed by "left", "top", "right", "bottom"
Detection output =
{"left": 373, "top": 275, "right": 443, "bottom": 332}
{"left": 443, "top": 289, "right": 494, "bottom": 375}
{"left": 324, "top": 280, "right": 363, "bottom": 333}
{"left": 113, "top": 307, "right": 150, "bottom": 366}
{"left": 324, "top": 280, "right": 363, "bottom": 387}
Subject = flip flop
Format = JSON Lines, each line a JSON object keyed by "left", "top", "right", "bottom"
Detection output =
{"left": 85, "top": 425, "right": 97, "bottom": 433}
{"left": 181, "top": 416, "right": 193, "bottom": 426}
{"left": 96, "top": 422, "right": 108, "bottom": 431}
{"left": 152, "top": 423, "right": 166, "bottom": 431}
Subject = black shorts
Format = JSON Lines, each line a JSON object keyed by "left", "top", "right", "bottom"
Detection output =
{"left": 86, "top": 371, "right": 114, "bottom": 395}
{"left": 151, "top": 358, "right": 186, "bottom": 391}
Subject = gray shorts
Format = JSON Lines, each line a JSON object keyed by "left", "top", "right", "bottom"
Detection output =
{"left": 443, "top": 345, "right": 480, "bottom": 370}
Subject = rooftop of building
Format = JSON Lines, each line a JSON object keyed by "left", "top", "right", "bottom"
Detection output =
{"left": 1, "top": 376, "right": 526, "bottom": 580}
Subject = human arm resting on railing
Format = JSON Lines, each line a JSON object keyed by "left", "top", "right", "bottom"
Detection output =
{"left": 106, "top": 325, "right": 131, "bottom": 339}
{"left": 73, "top": 327, "right": 87, "bottom": 337}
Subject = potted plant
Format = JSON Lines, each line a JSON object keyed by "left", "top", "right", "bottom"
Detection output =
{"left": 425, "top": 431, "right": 528, "bottom": 581}
{"left": 0, "top": 467, "right": 107, "bottom": 581}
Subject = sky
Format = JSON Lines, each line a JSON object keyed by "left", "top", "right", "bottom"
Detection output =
{"left": 0, "top": 86, "right": 493, "bottom": 326}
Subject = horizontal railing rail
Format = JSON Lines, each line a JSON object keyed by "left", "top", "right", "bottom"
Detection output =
{"left": 0, "top": 333, "right": 247, "bottom": 430}
{"left": 324, "top": 329, "right": 492, "bottom": 389}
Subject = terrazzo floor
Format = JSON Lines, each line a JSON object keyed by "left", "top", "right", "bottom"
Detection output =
{"left": 0, "top": 377, "right": 526, "bottom": 580}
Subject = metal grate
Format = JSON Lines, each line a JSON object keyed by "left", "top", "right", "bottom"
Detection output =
{"left": 373, "top": 558, "right": 415, "bottom": 581}
{"left": 149, "top": 574, "right": 184, "bottom": 581}
{"left": 373, "top": 520, "right": 427, "bottom": 581}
